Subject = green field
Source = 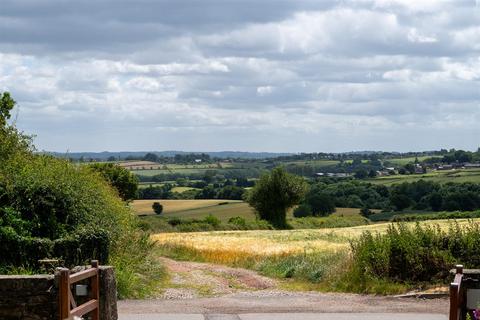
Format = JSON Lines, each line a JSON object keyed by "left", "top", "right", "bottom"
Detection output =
{"left": 386, "top": 156, "right": 431, "bottom": 166}
{"left": 163, "top": 201, "right": 255, "bottom": 222}
{"left": 133, "top": 199, "right": 373, "bottom": 225}
{"left": 283, "top": 160, "right": 339, "bottom": 167}
{"left": 131, "top": 162, "right": 234, "bottom": 176}
{"left": 369, "top": 168, "right": 480, "bottom": 186}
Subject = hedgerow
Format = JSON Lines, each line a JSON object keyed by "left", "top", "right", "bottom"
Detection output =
{"left": 0, "top": 123, "right": 163, "bottom": 298}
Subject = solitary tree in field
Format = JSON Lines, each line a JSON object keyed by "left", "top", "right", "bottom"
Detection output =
{"left": 152, "top": 202, "right": 163, "bottom": 215}
{"left": 247, "top": 167, "right": 307, "bottom": 229}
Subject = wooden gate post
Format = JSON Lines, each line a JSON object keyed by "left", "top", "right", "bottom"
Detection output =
{"left": 59, "top": 268, "right": 70, "bottom": 320}
{"left": 91, "top": 260, "right": 100, "bottom": 320}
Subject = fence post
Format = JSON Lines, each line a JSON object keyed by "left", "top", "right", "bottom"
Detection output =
{"left": 59, "top": 268, "right": 70, "bottom": 320}
{"left": 456, "top": 265, "right": 464, "bottom": 275}
{"left": 450, "top": 282, "right": 459, "bottom": 320}
{"left": 91, "top": 260, "right": 100, "bottom": 320}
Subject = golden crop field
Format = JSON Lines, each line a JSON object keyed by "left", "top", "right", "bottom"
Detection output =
{"left": 132, "top": 199, "right": 244, "bottom": 215}
{"left": 153, "top": 218, "right": 480, "bottom": 265}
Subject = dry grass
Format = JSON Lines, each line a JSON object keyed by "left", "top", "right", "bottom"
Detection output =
{"left": 132, "top": 199, "right": 242, "bottom": 215}
{"left": 153, "top": 218, "right": 480, "bottom": 264}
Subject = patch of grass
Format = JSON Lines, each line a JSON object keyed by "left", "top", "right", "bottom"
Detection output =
{"left": 289, "top": 213, "right": 369, "bottom": 229}
{"left": 111, "top": 232, "right": 167, "bottom": 299}
{"left": 171, "top": 186, "right": 200, "bottom": 193}
{"left": 282, "top": 160, "right": 340, "bottom": 167}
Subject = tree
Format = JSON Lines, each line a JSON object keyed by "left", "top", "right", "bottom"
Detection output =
{"left": 354, "top": 169, "right": 368, "bottom": 179}
{"left": 293, "top": 203, "right": 312, "bottom": 218}
{"left": 305, "top": 192, "right": 336, "bottom": 216}
{"left": 143, "top": 152, "right": 159, "bottom": 162}
{"left": 247, "top": 167, "right": 307, "bottom": 228}
{"left": 152, "top": 202, "right": 163, "bottom": 215}
{"left": 352, "top": 158, "right": 362, "bottom": 166}
{"left": 89, "top": 163, "right": 139, "bottom": 201}
{"left": 0, "top": 92, "right": 15, "bottom": 128}
{"left": 390, "top": 193, "right": 411, "bottom": 211}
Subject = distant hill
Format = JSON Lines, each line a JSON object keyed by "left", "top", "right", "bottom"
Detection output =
{"left": 44, "top": 150, "right": 293, "bottom": 160}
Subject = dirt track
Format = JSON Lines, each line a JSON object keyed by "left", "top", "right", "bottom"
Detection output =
{"left": 118, "top": 257, "right": 448, "bottom": 314}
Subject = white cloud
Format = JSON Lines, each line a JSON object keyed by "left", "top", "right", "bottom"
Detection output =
{"left": 256, "top": 86, "right": 274, "bottom": 96}
{"left": 0, "top": 1, "right": 479, "bottom": 152}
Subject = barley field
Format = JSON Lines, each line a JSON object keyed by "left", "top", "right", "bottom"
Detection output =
{"left": 153, "top": 218, "right": 480, "bottom": 264}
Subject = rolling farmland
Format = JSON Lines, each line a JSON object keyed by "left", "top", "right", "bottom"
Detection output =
{"left": 132, "top": 199, "right": 373, "bottom": 223}
{"left": 132, "top": 199, "right": 252, "bottom": 220}
{"left": 153, "top": 218, "right": 480, "bottom": 263}
{"left": 368, "top": 168, "right": 480, "bottom": 186}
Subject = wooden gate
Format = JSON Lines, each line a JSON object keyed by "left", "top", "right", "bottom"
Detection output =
{"left": 59, "top": 260, "right": 100, "bottom": 320}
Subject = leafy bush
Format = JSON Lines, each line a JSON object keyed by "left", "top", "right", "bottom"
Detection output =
{"left": 293, "top": 204, "right": 312, "bottom": 218}
{"left": 203, "top": 214, "right": 221, "bottom": 227}
{"left": 0, "top": 124, "right": 162, "bottom": 298}
{"left": 349, "top": 222, "right": 480, "bottom": 288}
{"left": 228, "top": 216, "right": 247, "bottom": 227}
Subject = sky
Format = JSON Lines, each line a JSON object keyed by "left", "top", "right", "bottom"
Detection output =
{"left": 0, "top": 0, "right": 479, "bottom": 153}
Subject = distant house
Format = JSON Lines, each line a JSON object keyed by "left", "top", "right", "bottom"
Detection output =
{"left": 437, "top": 164, "right": 454, "bottom": 170}
{"left": 414, "top": 164, "right": 425, "bottom": 174}
{"left": 414, "top": 167, "right": 425, "bottom": 174}
{"left": 195, "top": 159, "right": 202, "bottom": 163}
{"left": 377, "top": 170, "right": 391, "bottom": 176}
{"left": 464, "top": 163, "right": 480, "bottom": 168}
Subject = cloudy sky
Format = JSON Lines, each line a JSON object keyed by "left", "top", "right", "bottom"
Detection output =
{"left": 1, "top": 0, "right": 479, "bottom": 153}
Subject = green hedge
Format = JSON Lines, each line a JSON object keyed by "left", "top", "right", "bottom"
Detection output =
{"left": 0, "top": 227, "right": 109, "bottom": 269}
{"left": 391, "top": 211, "right": 480, "bottom": 222}
{"left": 350, "top": 222, "right": 480, "bottom": 284}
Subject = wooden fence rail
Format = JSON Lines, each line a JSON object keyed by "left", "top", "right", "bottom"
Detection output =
{"left": 59, "top": 260, "right": 100, "bottom": 320}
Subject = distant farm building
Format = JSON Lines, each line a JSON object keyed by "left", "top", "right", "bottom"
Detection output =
{"left": 316, "top": 172, "right": 351, "bottom": 178}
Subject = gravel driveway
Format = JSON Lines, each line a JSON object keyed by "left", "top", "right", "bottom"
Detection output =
{"left": 119, "top": 257, "right": 448, "bottom": 315}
